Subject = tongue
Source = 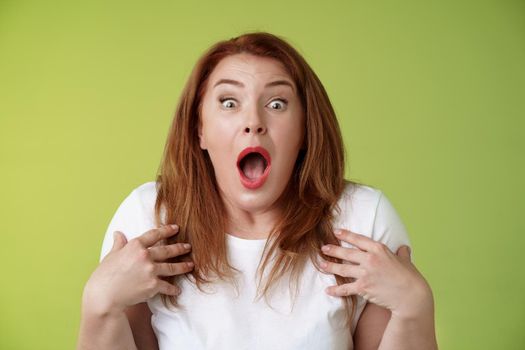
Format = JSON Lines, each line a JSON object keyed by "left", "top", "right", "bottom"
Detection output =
{"left": 242, "top": 153, "right": 266, "bottom": 180}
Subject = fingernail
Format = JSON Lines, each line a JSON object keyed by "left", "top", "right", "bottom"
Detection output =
{"left": 320, "top": 261, "right": 327, "bottom": 268}
{"left": 334, "top": 230, "right": 342, "bottom": 236}
{"left": 170, "top": 224, "right": 179, "bottom": 230}
{"left": 183, "top": 243, "right": 191, "bottom": 249}
{"left": 408, "top": 246, "right": 412, "bottom": 256}
{"left": 321, "top": 245, "right": 330, "bottom": 252}
{"left": 186, "top": 262, "right": 194, "bottom": 268}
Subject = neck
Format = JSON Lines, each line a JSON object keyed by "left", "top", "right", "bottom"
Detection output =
{"left": 223, "top": 200, "right": 283, "bottom": 240}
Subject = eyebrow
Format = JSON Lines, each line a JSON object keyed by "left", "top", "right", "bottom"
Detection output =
{"left": 213, "top": 78, "right": 295, "bottom": 92}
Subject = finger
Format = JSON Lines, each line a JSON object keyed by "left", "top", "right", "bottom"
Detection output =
{"left": 396, "top": 245, "right": 411, "bottom": 262}
{"left": 137, "top": 225, "right": 179, "bottom": 248}
{"left": 321, "top": 244, "right": 367, "bottom": 264}
{"left": 155, "top": 280, "right": 181, "bottom": 296}
{"left": 155, "top": 261, "right": 195, "bottom": 277}
{"left": 110, "top": 231, "right": 128, "bottom": 252}
{"left": 325, "top": 282, "right": 359, "bottom": 297}
{"left": 334, "top": 229, "right": 377, "bottom": 252}
{"left": 320, "top": 259, "right": 364, "bottom": 279}
{"left": 149, "top": 243, "right": 192, "bottom": 261}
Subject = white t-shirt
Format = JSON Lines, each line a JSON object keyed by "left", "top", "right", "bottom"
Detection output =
{"left": 99, "top": 181, "right": 411, "bottom": 349}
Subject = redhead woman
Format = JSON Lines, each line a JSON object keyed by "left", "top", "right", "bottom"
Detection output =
{"left": 77, "top": 32, "right": 438, "bottom": 350}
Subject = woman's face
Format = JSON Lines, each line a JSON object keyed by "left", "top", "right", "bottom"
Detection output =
{"left": 199, "top": 53, "right": 305, "bottom": 214}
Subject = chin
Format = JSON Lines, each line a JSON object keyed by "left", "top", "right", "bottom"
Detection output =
{"left": 235, "top": 190, "right": 279, "bottom": 213}
{"left": 216, "top": 172, "right": 288, "bottom": 214}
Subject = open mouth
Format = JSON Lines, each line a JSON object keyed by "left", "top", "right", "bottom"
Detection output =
{"left": 239, "top": 153, "right": 268, "bottom": 179}
{"left": 236, "top": 146, "right": 272, "bottom": 189}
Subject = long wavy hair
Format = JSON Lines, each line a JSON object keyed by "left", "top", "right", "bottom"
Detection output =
{"left": 153, "top": 31, "right": 361, "bottom": 328}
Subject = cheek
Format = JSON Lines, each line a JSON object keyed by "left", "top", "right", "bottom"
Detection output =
{"left": 200, "top": 100, "right": 237, "bottom": 148}
{"left": 202, "top": 116, "right": 233, "bottom": 145}
{"left": 273, "top": 117, "right": 304, "bottom": 149}
{"left": 202, "top": 121, "right": 235, "bottom": 167}
{"left": 271, "top": 124, "right": 304, "bottom": 172}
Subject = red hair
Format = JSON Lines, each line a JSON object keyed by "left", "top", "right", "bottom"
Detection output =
{"left": 154, "top": 31, "right": 361, "bottom": 328}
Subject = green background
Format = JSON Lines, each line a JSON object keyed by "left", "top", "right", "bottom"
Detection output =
{"left": 1, "top": 0, "right": 523, "bottom": 349}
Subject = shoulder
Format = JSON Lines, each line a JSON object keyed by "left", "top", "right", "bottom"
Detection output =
{"left": 99, "top": 181, "right": 159, "bottom": 262}
{"left": 120, "top": 181, "right": 159, "bottom": 227}
{"left": 338, "top": 181, "right": 383, "bottom": 207}
{"left": 333, "top": 181, "right": 412, "bottom": 253}
{"left": 333, "top": 183, "right": 412, "bottom": 334}
{"left": 134, "top": 180, "right": 157, "bottom": 197}
{"left": 128, "top": 180, "right": 160, "bottom": 227}
{"left": 333, "top": 181, "right": 383, "bottom": 231}
{"left": 132, "top": 181, "right": 159, "bottom": 213}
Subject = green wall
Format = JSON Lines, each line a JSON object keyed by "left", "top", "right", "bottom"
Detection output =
{"left": 1, "top": 0, "right": 523, "bottom": 349}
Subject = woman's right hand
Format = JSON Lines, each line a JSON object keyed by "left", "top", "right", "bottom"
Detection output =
{"left": 82, "top": 224, "right": 194, "bottom": 316}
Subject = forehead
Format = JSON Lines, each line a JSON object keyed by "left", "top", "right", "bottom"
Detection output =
{"left": 208, "top": 53, "right": 294, "bottom": 89}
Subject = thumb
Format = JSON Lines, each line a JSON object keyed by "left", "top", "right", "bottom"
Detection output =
{"left": 110, "top": 231, "right": 128, "bottom": 252}
{"left": 396, "top": 245, "right": 411, "bottom": 262}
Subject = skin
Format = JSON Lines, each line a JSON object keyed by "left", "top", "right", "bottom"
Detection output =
{"left": 79, "top": 53, "right": 437, "bottom": 349}
{"left": 84, "top": 226, "right": 193, "bottom": 312}
{"left": 321, "top": 230, "right": 426, "bottom": 315}
{"left": 197, "top": 53, "right": 437, "bottom": 348}
{"left": 77, "top": 226, "right": 194, "bottom": 350}
{"left": 321, "top": 229, "right": 438, "bottom": 349}
{"left": 198, "top": 53, "right": 305, "bottom": 239}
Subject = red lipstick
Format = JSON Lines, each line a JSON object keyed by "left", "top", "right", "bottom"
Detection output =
{"left": 236, "top": 146, "right": 272, "bottom": 190}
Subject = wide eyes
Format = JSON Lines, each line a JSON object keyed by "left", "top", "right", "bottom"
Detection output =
{"left": 220, "top": 98, "right": 237, "bottom": 109}
{"left": 219, "top": 97, "right": 288, "bottom": 111}
{"left": 268, "top": 99, "right": 287, "bottom": 110}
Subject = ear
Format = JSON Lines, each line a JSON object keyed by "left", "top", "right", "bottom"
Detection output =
{"left": 198, "top": 119, "right": 207, "bottom": 150}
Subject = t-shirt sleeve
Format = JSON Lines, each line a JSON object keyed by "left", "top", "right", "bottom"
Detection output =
{"left": 371, "top": 191, "right": 413, "bottom": 260}
{"left": 99, "top": 189, "right": 151, "bottom": 263}
{"left": 350, "top": 190, "right": 413, "bottom": 335}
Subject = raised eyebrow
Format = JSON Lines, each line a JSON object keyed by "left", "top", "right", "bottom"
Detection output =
{"left": 265, "top": 79, "right": 295, "bottom": 92}
{"left": 213, "top": 78, "right": 295, "bottom": 92}
{"left": 213, "top": 79, "right": 244, "bottom": 88}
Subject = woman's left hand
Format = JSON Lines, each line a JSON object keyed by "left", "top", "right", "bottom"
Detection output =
{"left": 320, "top": 229, "right": 433, "bottom": 319}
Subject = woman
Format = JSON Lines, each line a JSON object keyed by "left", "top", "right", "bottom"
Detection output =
{"left": 78, "top": 31, "right": 437, "bottom": 349}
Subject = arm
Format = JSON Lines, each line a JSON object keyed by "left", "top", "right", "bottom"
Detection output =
{"left": 125, "top": 303, "right": 159, "bottom": 350}
{"left": 78, "top": 226, "right": 189, "bottom": 350}
{"left": 77, "top": 286, "right": 138, "bottom": 350}
{"left": 354, "top": 289, "right": 437, "bottom": 350}
{"left": 354, "top": 302, "right": 391, "bottom": 350}
{"left": 77, "top": 301, "right": 159, "bottom": 350}
{"left": 377, "top": 288, "right": 438, "bottom": 350}
{"left": 322, "top": 230, "right": 438, "bottom": 350}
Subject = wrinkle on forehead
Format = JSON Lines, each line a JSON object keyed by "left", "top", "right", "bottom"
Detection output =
{"left": 210, "top": 53, "right": 294, "bottom": 91}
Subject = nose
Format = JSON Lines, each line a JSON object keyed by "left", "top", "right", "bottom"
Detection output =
{"left": 243, "top": 115, "right": 267, "bottom": 135}
{"left": 244, "top": 125, "right": 266, "bottom": 134}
